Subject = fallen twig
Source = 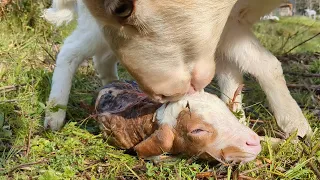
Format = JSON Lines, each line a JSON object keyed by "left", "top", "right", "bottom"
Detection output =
{"left": 299, "top": 105, "right": 319, "bottom": 110}
{"left": 239, "top": 175, "right": 262, "bottom": 180}
{"left": 213, "top": 170, "right": 218, "bottom": 180}
{"left": 196, "top": 171, "right": 214, "bottom": 179}
{"left": 0, "top": 99, "right": 18, "bottom": 103}
{"left": 279, "top": 30, "right": 299, "bottom": 53}
{"left": 0, "top": 84, "right": 26, "bottom": 93}
{"left": 285, "top": 32, "right": 320, "bottom": 54}
{"left": 240, "top": 164, "right": 270, "bottom": 175}
{"left": 123, "top": 163, "right": 142, "bottom": 180}
{"left": 279, "top": 21, "right": 318, "bottom": 53}
{"left": 38, "top": 42, "right": 56, "bottom": 61}
{"left": 7, "top": 160, "right": 48, "bottom": 175}
{"left": 244, "top": 84, "right": 320, "bottom": 91}
{"left": 287, "top": 84, "right": 320, "bottom": 91}
{"left": 25, "top": 126, "right": 32, "bottom": 157}
{"left": 308, "top": 162, "right": 320, "bottom": 179}
{"left": 284, "top": 72, "right": 320, "bottom": 78}
{"left": 233, "top": 169, "right": 240, "bottom": 180}
{"left": 249, "top": 119, "right": 264, "bottom": 123}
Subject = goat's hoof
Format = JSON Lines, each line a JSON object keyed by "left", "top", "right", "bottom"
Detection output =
{"left": 44, "top": 110, "right": 66, "bottom": 131}
{"left": 277, "top": 116, "right": 312, "bottom": 138}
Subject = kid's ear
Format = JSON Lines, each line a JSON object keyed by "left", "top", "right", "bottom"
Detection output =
{"left": 134, "top": 124, "right": 174, "bottom": 158}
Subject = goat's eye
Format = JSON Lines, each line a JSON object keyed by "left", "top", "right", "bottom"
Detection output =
{"left": 114, "top": 1, "right": 134, "bottom": 18}
{"left": 191, "top": 129, "right": 205, "bottom": 134}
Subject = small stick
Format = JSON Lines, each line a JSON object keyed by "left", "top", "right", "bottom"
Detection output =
{"left": 279, "top": 22, "right": 316, "bottom": 53}
{"left": 239, "top": 175, "right": 262, "bottom": 180}
{"left": 7, "top": 160, "right": 48, "bottom": 175}
{"left": 240, "top": 164, "right": 270, "bottom": 175}
{"left": 83, "top": 172, "right": 91, "bottom": 180}
{"left": 0, "top": 85, "right": 17, "bottom": 91}
{"left": 299, "top": 106, "right": 319, "bottom": 110}
{"left": 233, "top": 169, "right": 240, "bottom": 180}
{"left": 0, "top": 99, "right": 18, "bottom": 103}
{"left": 284, "top": 72, "right": 320, "bottom": 78}
{"left": 0, "top": 84, "right": 26, "bottom": 92}
{"left": 308, "top": 162, "right": 320, "bottom": 179}
{"left": 249, "top": 119, "right": 264, "bottom": 123}
{"left": 213, "top": 169, "right": 218, "bottom": 180}
{"left": 38, "top": 41, "right": 56, "bottom": 61}
{"left": 26, "top": 126, "right": 32, "bottom": 157}
{"left": 285, "top": 32, "right": 320, "bottom": 54}
{"left": 196, "top": 172, "right": 214, "bottom": 179}
{"left": 287, "top": 84, "right": 320, "bottom": 91}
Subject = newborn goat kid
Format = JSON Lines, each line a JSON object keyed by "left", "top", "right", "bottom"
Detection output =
{"left": 95, "top": 81, "right": 261, "bottom": 163}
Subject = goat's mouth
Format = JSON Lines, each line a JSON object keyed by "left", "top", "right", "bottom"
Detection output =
{"left": 223, "top": 154, "right": 258, "bottom": 164}
{"left": 201, "top": 150, "right": 258, "bottom": 164}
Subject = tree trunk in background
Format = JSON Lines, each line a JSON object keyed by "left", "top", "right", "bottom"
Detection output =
{"left": 308, "top": 0, "right": 313, "bottom": 9}
{"left": 295, "top": 0, "right": 320, "bottom": 14}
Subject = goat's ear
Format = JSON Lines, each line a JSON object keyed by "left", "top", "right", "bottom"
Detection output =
{"left": 134, "top": 124, "right": 174, "bottom": 158}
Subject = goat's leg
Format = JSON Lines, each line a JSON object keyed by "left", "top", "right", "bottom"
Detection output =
{"left": 222, "top": 28, "right": 312, "bottom": 137}
{"left": 93, "top": 48, "right": 119, "bottom": 85}
{"left": 216, "top": 57, "right": 246, "bottom": 124}
{"left": 45, "top": 27, "right": 102, "bottom": 131}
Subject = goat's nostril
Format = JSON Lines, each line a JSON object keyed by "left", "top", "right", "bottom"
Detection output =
{"left": 246, "top": 141, "right": 258, "bottom": 146}
{"left": 246, "top": 135, "right": 260, "bottom": 147}
{"left": 245, "top": 135, "right": 262, "bottom": 154}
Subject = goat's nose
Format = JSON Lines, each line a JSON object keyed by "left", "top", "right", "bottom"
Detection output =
{"left": 152, "top": 93, "right": 185, "bottom": 103}
{"left": 245, "top": 134, "right": 261, "bottom": 154}
{"left": 187, "top": 85, "right": 196, "bottom": 94}
{"left": 151, "top": 95, "right": 164, "bottom": 103}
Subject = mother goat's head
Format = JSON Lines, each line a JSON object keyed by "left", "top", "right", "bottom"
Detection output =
{"left": 83, "top": 0, "right": 237, "bottom": 102}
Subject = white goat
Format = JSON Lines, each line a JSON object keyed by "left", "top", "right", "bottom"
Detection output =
{"left": 43, "top": 0, "right": 311, "bottom": 138}
{"left": 305, "top": 9, "right": 317, "bottom": 19}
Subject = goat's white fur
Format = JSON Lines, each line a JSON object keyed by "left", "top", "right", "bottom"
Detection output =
{"left": 43, "top": 0, "right": 311, "bottom": 137}
{"left": 42, "top": 0, "right": 77, "bottom": 26}
{"left": 305, "top": 9, "right": 317, "bottom": 19}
